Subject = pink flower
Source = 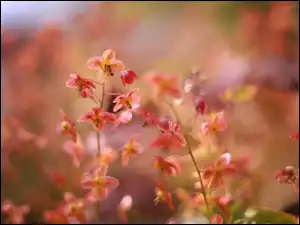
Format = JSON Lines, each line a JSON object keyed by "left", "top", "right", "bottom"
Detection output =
{"left": 117, "top": 195, "right": 133, "bottom": 223}
{"left": 113, "top": 89, "right": 140, "bottom": 112}
{"left": 1, "top": 200, "right": 30, "bottom": 224}
{"left": 81, "top": 167, "right": 119, "bottom": 201}
{"left": 210, "top": 214, "right": 223, "bottom": 224}
{"left": 202, "top": 153, "right": 237, "bottom": 188}
{"left": 145, "top": 72, "right": 181, "bottom": 98}
{"left": 201, "top": 112, "right": 227, "bottom": 135}
{"left": 63, "top": 140, "right": 85, "bottom": 168}
{"left": 276, "top": 166, "right": 299, "bottom": 194}
{"left": 77, "top": 107, "right": 117, "bottom": 131}
{"left": 121, "top": 134, "right": 143, "bottom": 167}
{"left": 44, "top": 205, "right": 69, "bottom": 224}
{"left": 154, "top": 181, "right": 174, "bottom": 210}
{"left": 115, "top": 110, "right": 134, "bottom": 127}
{"left": 153, "top": 156, "right": 181, "bottom": 176}
{"left": 194, "top": 96, "right": 207, "bottom": 115}
{"left": 62, "top": 192, "right": 86, "bottom": 224}
{"left": 45, "top": 169, "right": 66, "bottom": 188}
{"left": 136, "top": 110, "right": 158, "bottom": 127}
{"left": 120, "top": 69, "right": 138, "bottom": 86}
{"left": 66, "top": 73, "right": 96, "bottom": 99}
{"left": 87, "top": 49, "right": 125, "bottom": 76}
{"left": 56, "top": 110, "right": 77, "bottom": 142}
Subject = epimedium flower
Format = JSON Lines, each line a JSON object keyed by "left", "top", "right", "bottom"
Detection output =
{"left": 44, "top": 205, "right": 69, "bottom": 224}
{"left": 276, "top": 166, "right": 299, "bottom": 194}
{"left": 154, "top": 181, "right": 174, "bottom": 210}
{"left": 120, "top": 69, "right": 138, "bottom": 86}
{"left": 153, "top": 155, "right": 181, "bottom": 176}
{"left": 202, "top": 153, "right": 237, "bottom": 188}
{"left": 194, "top": 96, "right": 207, "bottom": 115}
{"left": 62, "top": 192, "right": 86, "bottom": 224}
{"left": 77, "top": 107, "right": 117, "bottom": 131}
{"left": 63, "top": 139, "right": 85, "bottom": 168}
{"left": 117, "top": 195, "right": 133, "bottom": 223}
{"left": 56, "top": 110, "right": 77, "bottom": 142}
{"left": 121, "top": 134, "right": 143, "bottom": 167}
{"left": 1, "top": 200, "right": 30, "bottom": 224}
{"left": 201, "top": 111, "right": 227, "bottom": 135}
{"left": 87, "top": 49, "right": 125, "bottom": 76}
{"left": 113, "top": 89, "right": 140, "bottom": 112}
{"left": 81, "top": 166, "right": 119, "bottom": 201}
{"left": 66, "top": 73, "right": 96, "bottom": 99}
{"left": 145, "top": 71, "right": 181, "bottom": 98}
{"left": 136, "top": 110, "right": 158, "bottom": 127}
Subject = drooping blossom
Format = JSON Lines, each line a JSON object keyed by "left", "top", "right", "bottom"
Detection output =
{"left": 289, "top": 130, "right": 299, "bottom": 141}
{"left": 210, "top": 214, "right": 224, "bottom": 224}
{"left": 1, "top": 200, "right": 30, "bottom": 224}
{"left": 63, "top": 139, "right": 85, "bottom": 168}
{"left": 77, "top": 107, "right": 117, "bottom": 131}
{"left": 66, "top": 73, "right": 96, "bottom": 99}
{"left": 117, "top": 195, "right": 133, "bottom": 223}
{"left": 145, "top": 72, "right": 181, "bottom": 98}
{"left": 46, "top": 169, "right": 66, "bottom": 187}
{"left": 153, "top": 156, "right": 181, "bottom": 176}
{"left": 44, "top": 205, "right": 69, "bottom": 224}
{"left": 202, "top": 153, "right": 237, "bottom": 188}
{"left": 136, "top": 110, "right": 158, "bottom": 127}
{"left": 194, "top": 96, "right": 207, "bottom": 115}
{"left": 120, "top": 69, "right": 138, "bottom": 86}
{"left": 81, "top": 166, "right": 119, "bottom": 201}
{"left": 201, "top": 112, "right": 227, "bottom": 135}
{"left": 121, "top": 134, "right": 143, "bottom": 167}
{"left": 62, "top": 192, "right": 86, "bottom": 224}
{"left": 56, "top": 110, "right": 77, "bottom": 142}
{"left": 113, "top": 89, "right": 140, "bottom": 112}
{"left": 276, "top": 166, "right": 299, "bottom": 194}
{"left": 87, "top": 49, "right": 125, "bottom": 76}
{"left": 154, "top": 181, "right": 174, "bottom": 210}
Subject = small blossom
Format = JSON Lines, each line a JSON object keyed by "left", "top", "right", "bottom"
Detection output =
{"left": 94, "top": 149, "right": 118, "bottom": 168}
{"left": 77, "top": 107, "right": 117, "bottom": 131}
{"left": 1, "top": 200, "right": 30, "bottom": 224}
{"left": 210, "top": 214, "right": 224, "bottom": 224}
{"left": 115, "top": 110, "right": 134, "bottom": 127}
{"left": 120, "top": 69, "right": 138, "bottom": 86}
{"left": 153, "top": 156, "right": 181, "bottom": 176}
{"left": 202, "top": 153, "right": 237, "bottom": 188}
{"left": 289, "top": 130, "right": 299, "bottom": 141}
{"left": 145, "top": 72, "right": 181, "bottom": 98}
{"left": 62, "top": 192, "right": 86, "bottom": 224}
{"left": 46, "top": 169, "right": 66, "bottom": 187}
{"left": 154, "top": 181, "right": 174, "bottom": 210}
{"left": 63, "top": 140, "right": 85, "bottom": 168}
{"left": 113, "top": 89, "right": 140, "bottom": 112}
{"left": 44, "top": 205, "right": 69, "bottom": 224}
{"left": 66, "top": 73, "right": 96, "bottom": 99}
{"left": 117, "top": 195, "right": 133, "bottom": 223}
{"left": 121, "top": 134, "right": 143, "bottom": 167}
{"left": 87, "top": 49, "right": 125, "bottom": 76}
{"left": 276, "top": 166, "right": 299, "bottom": 193}
{"left": 136, "top": 110, "right": 158, "bottom": 127}
{"left": 201, "top": 112, "right": 227, "bottom": 135}
{"left": 81, "top": 167, "right": 119, "bottom": 201}
{"left": 56, "top": 110, "right": 77, "bottom": 142}
{"left": 194, "top": 96, "right": 207, "bottom": 115}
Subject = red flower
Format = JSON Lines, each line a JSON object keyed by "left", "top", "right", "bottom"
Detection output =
{"left": 289, "top": 130, "right": 299, "bottom": 141}
{"left": 66, "top": 73, "right": 96, "bottom": 99}
{"left": 77, "top": 107, "right": 117, "bottom": 131}
{"left": 113, "top": 89, "right": 140, "bottom": 112}
{"left": 56, "top": 110, "right": 77, "bottom": 142}
{"left": 153, "top": 156, "right": 181, "bottom": 176}
{"left": 46, "top": 169, "right": 66, "bottom": 187}
{"left": 87, "top": 49, "right": 125, "bottom": 76}
{"left": 276, "top": 166, "right": 299, "bottom": 194}
{"left": 63, "top": 140, "right": 85, "bottom": 168}
{"left": 121, "top": 134, "right": 143, "bottom": 167}
{"left": 202, "top": 153, "right": 237, "bottom": 188}
{"left": 62, "top": 192, "right": 86, "bottom": 224}
{"left": 120, "top": 69, "right": 138, "bottom": 86}
{"left": 81, "top": 167, "right": 119, "bottom": 201}
{"left": 194, "top": 96, "right": 207, "bottom": 115}
{"left": 201, "top": 112, "right": 227, "bottom": 135}
{"left": 136, "top": 110, "right": 158, "bottom": 127}
{"left": 154, "top": 181, "right": 174, "bottom": 210}
{"left": 1, "top": 200, "right": 30, "bottom": 224}
{"left": 210, "top": 214, "right": 223, "bottom": 224}
{"left": 145, "top": 72, "right": 181, "bottom": 98}
{"left": 44, "top": 205, "right": 69, "bottom": 224}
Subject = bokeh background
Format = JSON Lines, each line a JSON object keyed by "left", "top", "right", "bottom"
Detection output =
{"left": 1, "top": 1, "right": 299, "bottom": 223}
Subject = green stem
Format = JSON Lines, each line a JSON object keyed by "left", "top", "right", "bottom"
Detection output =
{"left": 96, "top": 82, "right": 106, "bottom": 157}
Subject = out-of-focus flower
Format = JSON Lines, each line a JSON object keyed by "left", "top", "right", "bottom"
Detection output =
{"left": 77, "top": 107, "right": 117, "bottom": 131}
{"left": 56, "top": 110, "right": 77, "bottom": 142}
{"left": 62, "top": 192, "right": 86, "bottom": 224}
{"left": 202, "top": 153, "right": 237, "bottom": 188}
{"left": 46, "top": 169, "right": 66, "bottom": 188}
{"left": 194, "top": 96, "right": 207, "bottom": 115}
{"left": 1, "top": 200, "right": 30, "bottom": 224}
{"left": 154, "top": 181, "right": 174, "bottom": 210}
{"left": 153, "top": 156, "right": 181, "bottom": 176}
{"left": 120, "top": 69, "right": 138, "bottom": 86}
{"left": 44, "top": 205, "right": 69, "bottom": 224}
{"left": 210, "top": 214, "right": 223, "bottom": 224}
{"left": 113, "top": 89, "right": 140, "bottom": 112}
{"left": 115, "top": 110, "right": 135, "bottom": 127}
{"left": 121, "top": 134, "right": 143, "bottom": 167}
{"left": 117, "top": 195, "right": 133, "bottom": 223}
{"left": 145, "top": 72, "right": 181, "bottom": 98}
{"left": 66, "top": 73, "right": 96, "bottom": 99}
{"left": 289, "top": 130, "right": 299, "bottom": 141}
{"left": 81, "top": 167, "right": 119, "bottom": 201}
{"left": 94, "top": 149, "right": 118, "bottom": 168}
{"left": 201, "top": 112, "right": 227, "bottom": 135}
{"left": 136, "top": 110, "right": 158, "bottom": 127}
{"left": 221, "top": 85, "right": 256, "bottom": 103}
{"left": 63, "top": 140, "right": 85, "bottom": 168}
{"left": 276, "top": 166, "right": 299, "bottom": 194}
{"left": 87, "top": 49, "right": 125, "bottom": 76}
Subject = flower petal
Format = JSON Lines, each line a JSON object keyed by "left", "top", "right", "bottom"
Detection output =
{"left": 210, "top": 214, "right": 223, "bottom": 224}
{"left": 102, "top": 49, "right": 116, "bottom": 61}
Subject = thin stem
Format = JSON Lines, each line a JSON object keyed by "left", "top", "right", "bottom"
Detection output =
{"left": 166, "top": 101, "right": 210, "bottom": 210}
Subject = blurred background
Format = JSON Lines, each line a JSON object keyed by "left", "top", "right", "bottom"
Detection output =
{"left": 1, "top": 1, "right": 299, "bottom": 223}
